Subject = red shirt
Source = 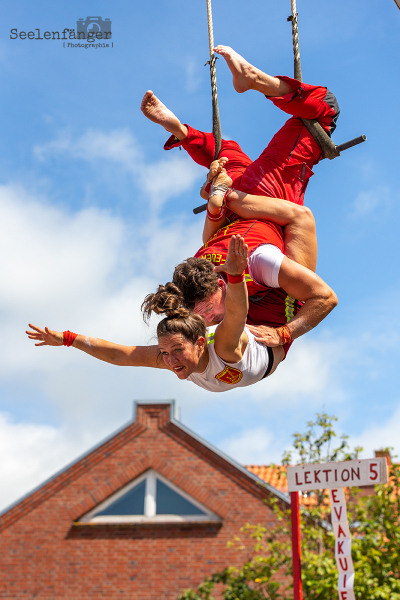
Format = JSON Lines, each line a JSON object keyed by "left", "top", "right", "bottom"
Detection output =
{"left": 195, "top": 218, "right": 284, "bottom": 297}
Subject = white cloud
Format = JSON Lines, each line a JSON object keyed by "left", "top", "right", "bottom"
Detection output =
{"left": 185, "top": 58, "right": 202, "bottom": 93}
{"left": 34, "top": 128, "right": 141, "bottom": 169}
{"left": 351, "top": 185, "right": 392, "bottom": 218}
{"left": 235, "top": 334, "right": 348, "bottom": 407}
{"left": 351, "top": 405, "right": 400, "bottom": 460}
{"left": 0, "top": 179, "right": 204, "bottom": 374}
{"left": 33, "top": 128, "right": 204, "bottom": 211}
{"left": 218, "top": 426, "right": 277, "bottom": 464}
{"left": 0, "top": 412, "right": 99, "bottom": 512}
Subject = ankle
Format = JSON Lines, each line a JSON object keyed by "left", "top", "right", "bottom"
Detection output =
{"left": 167, "top": 123, "right": 188, "bottom": 141}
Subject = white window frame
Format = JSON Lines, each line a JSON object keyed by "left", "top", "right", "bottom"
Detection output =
{"left": 79, "top": 469, "right": 221, "bottom": 524}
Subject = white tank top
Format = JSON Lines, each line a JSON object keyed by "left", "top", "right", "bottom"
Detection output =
{"left": 187, "top": 325, "right": 271, "bottom": 393}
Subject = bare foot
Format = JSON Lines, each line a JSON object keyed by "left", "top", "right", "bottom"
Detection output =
{"left": 140, "top": 91, "right": 187, "bottom": 139}
{"left": 212, "top": 168, "right": 233, "bottom": 189}
{"left": 208, "top": 168, "right": 233, "bottom": 214}
{"left": 207, "top": 157, "right": 229, "bottom": 182}
{"left": 213, "top": 46, "right": 258, "bottom": 93}
{"left": 200, "top": 159, "right": 231, "bottom": 201}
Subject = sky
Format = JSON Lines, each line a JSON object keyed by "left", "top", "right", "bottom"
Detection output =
{"left": 0, "top": 0, "right": 399, "bottom": 512}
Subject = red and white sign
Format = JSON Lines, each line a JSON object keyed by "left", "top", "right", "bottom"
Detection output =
{"left": 330, "top": 488, "right": 355, "bottom": 600}
{"left": 288, "top": 457, "right": 389, "bottom": 600}
{"left": 287, "top": 457, "right": 388, "bottom": 492}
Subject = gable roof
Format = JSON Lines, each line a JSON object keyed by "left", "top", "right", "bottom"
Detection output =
{"left": 0, "top": 401, "right": 290, "bottom": 532}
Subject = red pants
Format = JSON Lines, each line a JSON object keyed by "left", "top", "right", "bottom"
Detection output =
{"left": 165, "top": 76, "right": 339, "bottom": 206}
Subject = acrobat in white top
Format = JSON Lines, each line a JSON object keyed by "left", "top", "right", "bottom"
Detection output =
{"left": 187, "top": 325, "right": 272, "bottom": 393}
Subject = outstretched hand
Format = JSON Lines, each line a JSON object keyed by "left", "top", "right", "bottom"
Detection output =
{"left": 215, "top": 234, "right": 248, "bottom": 277}
{"left": 26, "top": 323, "right": 63, "bottom": 347}
{"left": 246, "top": 324, "right": 282, "bottom": 348}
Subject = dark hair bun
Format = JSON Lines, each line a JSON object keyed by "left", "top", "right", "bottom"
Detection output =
{"left": 141, "top": 282, "right": 184, "bottom": 322}
{"left": 163, "top": 306, "right": 191, "bottom": 319}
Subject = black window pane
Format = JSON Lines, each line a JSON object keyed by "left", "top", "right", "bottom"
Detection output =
{"left": 156, "top": 480, "right": 206, "bottom": 515}
{"left": 96, "top": 480, "right": 145, "bottom": 516}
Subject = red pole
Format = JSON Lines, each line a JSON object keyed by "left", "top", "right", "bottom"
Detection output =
{"left": 291, "top": 491, "right": 303, "bottom": 600}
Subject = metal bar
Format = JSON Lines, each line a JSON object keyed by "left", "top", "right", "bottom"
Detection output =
{"left": 193, "top": 202, "right": 208, "bottom": 215}
{"left": 335, "top": 134, "right": 367, "bottom": 153}
{"left": 291, "top": 491, "right": 303, "bottom": 600}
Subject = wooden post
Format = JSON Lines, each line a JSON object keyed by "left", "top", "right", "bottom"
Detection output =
{"left": 291, "top": 491, "right": 303, "bottom": 600}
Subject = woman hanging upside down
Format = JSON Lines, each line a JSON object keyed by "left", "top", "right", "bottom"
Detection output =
{"left": 26, "top": 236, "right": 287, "bottom": 392}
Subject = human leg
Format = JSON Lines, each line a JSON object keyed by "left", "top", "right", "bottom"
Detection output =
{"left": 214, "top": 46, "right": 297, "bottom": 96}
{"left": 228, "top": 189, "right": 317, "bottom": 271}
{"left": 141, "top": 91, "right": 252, "bottom": 177}
{"left": 213, "top": 46, "right": 339, "bottom": 132}
{"left": 210, "top": 166, "right": 317, "bottom": 270}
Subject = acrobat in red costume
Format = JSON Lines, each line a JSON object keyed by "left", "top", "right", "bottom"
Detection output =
{"left": 162, "top": 75, "right": 339, "bottom": 332}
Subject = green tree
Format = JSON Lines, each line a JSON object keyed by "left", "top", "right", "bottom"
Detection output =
{"left": 178, "top": 414, "right": 400, "bottom": 600}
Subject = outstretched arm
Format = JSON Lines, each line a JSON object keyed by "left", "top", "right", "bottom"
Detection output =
{"left": 26, "top": 324, "right": 166, "bottom": 369}
{"left": 213, "top": 236, "right": 249, "bottom": 363}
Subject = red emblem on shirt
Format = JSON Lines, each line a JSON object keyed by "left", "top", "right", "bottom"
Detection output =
{"left": 215, "top": 365, "right": 243, "bottom": 385}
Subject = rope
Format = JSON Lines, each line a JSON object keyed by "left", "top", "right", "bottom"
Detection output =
{"left": 290, "top": 0, "right": 302, "bottom": 82}
{"left": 206, "top": 0, "right": 222, "bottom": 160}
{"left": 288, "top": 1, "right": 339, "bottom": 160}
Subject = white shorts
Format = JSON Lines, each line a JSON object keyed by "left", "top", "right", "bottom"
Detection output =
{"left": 248, "top": 244, "right": 284, "bottom": 288}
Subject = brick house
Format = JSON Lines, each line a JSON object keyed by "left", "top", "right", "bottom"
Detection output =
{"left": 0, "top": 402, "right": 290, "bottom": 600}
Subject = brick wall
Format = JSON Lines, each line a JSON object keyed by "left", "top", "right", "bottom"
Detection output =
{"left": 0, "top": 403, "right": 289, "bottom": 600}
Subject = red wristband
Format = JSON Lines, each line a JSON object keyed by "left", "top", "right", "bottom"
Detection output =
{"left": 206, "top": 206, "right": 226, "bottom": 221}
{"left": 63, "top": 330, "right": 78, "bottom": 347}
{"left": 276, "top": 325, "right": 292, "bottom": 345}
{"left": 227, "top": 273, "right": 245, "bottom": 284}
{"left": 223, "top": 188, "right": 234, "bottom": 202}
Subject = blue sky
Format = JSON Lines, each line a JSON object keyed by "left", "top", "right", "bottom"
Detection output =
{"left": 0, "top": 0, "right": 399, "bottom": 511}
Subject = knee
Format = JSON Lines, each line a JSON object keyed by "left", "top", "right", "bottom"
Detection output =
{"left": 295, "top": 205, "right": 316, "bottom": 234}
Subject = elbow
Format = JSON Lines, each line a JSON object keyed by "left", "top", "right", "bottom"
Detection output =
{"left": 325, "top": 287, "right": 338, "bottom": 313}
